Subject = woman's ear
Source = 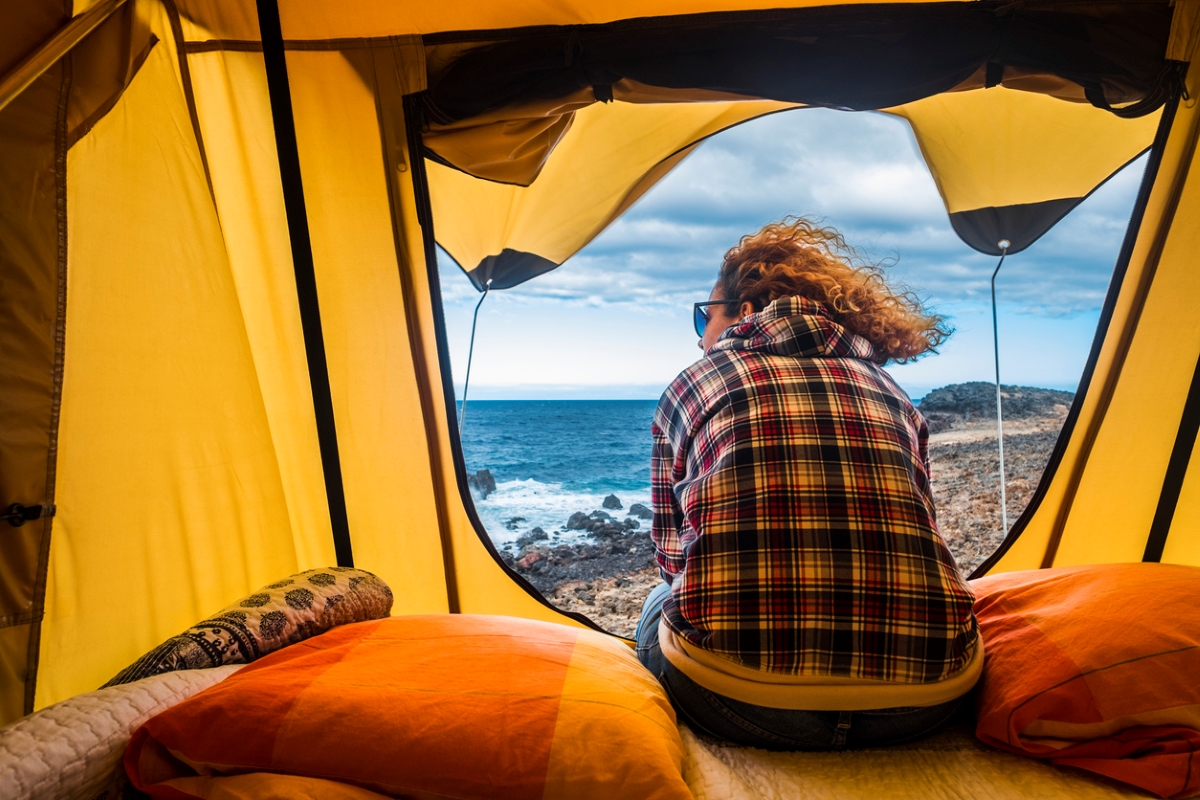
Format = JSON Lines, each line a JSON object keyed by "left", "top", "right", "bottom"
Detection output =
{"left": 738, "top": 300, "right": 756, "bottom": 320}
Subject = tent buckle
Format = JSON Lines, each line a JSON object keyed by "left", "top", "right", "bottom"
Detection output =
{"left": 2, "top": 503, "right": 55, "bottom": 527}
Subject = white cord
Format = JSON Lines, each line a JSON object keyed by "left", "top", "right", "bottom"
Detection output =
{"left": 991, "top": 241, "right": 1010, "bottom": 534}
{"left": 459, "top": 278, "right": 492, "bottom": 434}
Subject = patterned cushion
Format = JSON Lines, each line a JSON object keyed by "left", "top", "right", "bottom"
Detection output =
{"left": 103, "top": 568, "right": 392, "bottom": 687}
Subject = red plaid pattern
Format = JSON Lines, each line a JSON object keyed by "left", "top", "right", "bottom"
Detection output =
{"left": 652, "top": 297, "right": 977, "bottom": 683}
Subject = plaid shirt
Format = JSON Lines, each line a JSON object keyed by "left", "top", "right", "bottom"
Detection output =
{"left": 652, "top": 297, "right": 977, "bottom": 683}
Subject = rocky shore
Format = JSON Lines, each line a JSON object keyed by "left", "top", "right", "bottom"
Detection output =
{"left": 496, "top": 382, "right": 1073, "bottom": 636}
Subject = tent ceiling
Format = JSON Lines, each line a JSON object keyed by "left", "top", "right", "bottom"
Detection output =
{"left": 420, "top": 0, "right": 1177, "bottom": 286}
{"left": 424, "top": 1, "right": 1176, "bottom": 128}
{"left": 164, "top": 0, "right": 967, "bottom": 42}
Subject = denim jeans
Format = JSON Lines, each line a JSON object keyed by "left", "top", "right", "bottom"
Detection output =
{"left": 635, "top": 582, "right": 966, "bottom": 751}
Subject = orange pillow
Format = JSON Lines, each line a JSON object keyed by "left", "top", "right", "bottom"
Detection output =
{"left": 125, "top": 615, "right": 690, "bottom": 800}
{"left": 972, "top": 563, "right": 1200, "bottom": 800}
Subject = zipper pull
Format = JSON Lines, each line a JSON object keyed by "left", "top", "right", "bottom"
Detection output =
{"left": 2, "top": 503, "right": 55, "bottom": 527}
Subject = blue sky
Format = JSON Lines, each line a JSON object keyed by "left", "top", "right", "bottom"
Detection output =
{"left": 436, "top": 107, "right": 1145, "bottom": 402}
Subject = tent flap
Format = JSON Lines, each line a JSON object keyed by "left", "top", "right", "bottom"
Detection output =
{"left": 425, "top": 2, "right": 1176, "bottom": 127}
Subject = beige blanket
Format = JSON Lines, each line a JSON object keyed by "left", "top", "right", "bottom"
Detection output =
{"left": 681, "top": 723, "right": 1154, "bottom": 800}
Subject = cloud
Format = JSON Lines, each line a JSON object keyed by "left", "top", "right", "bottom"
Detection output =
{"left": 438, "top": 107, "right": 1145, "bottom": 320}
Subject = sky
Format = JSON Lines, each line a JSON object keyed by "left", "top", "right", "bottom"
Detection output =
{"left": 435, "top": 107, "right": 1145, "bottom": 402}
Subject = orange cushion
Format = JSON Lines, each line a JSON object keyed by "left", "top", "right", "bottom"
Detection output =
{"left": 125, "top": 615, "right": 690, "bottom": 800}
{"left": 972, "top": 563, "right": 1200, "bottom": 800}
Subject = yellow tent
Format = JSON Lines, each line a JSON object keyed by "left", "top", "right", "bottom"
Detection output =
{"left": 1, "top": 0, "right": 1197, "bottom": 728}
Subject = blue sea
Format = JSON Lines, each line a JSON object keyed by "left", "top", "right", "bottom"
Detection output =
{"left": 457, "top": 400, "right": 657, "bottom": 544}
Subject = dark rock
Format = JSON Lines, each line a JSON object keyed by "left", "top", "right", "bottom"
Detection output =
{"left": 628, "top": 503, "right": 653, "bottom": 520}
{"left": 504, "top": 516, "right": 527, "bottom": 531}
{"left": 515, "top": 528, "right": 549, "bottom": 549}
{"left": 602, "top": 494, "right": 623, "bottom": 510}
{"left": 589, "top": 522, "right": 627, "bottom": 539}
{"left": 623, "top": 518, "right": 639, "bottom": 530}
{"left": 589, "top": 510, "right": 613, "bottom": 522}
{"left": 566, "top": 511, "right": 591, "bottom": 530}
{"left": 509, "top": 527, "right": 658, "bottom": 595}
{"left": 467, "top": 469, "right": 497, "bottom": 499}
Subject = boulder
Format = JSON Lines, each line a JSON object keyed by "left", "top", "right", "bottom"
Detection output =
{"left": 503, "top": 516, "right": 527, "bottom": 531}
{"left": 516, "top": 552, "right": 543, "bottom": 570}
{"left": 623, "top": 518, "right": 639, "bottom": 530}
{"left": 628, "top": 503, "right": 653, "bottom": 520}
{"left": 602, "top": 494, "right": 623, "bottom": 510}
{"left": 467, "top": 468, "right": 497, "bottom": 499}
{"left": 515, "top": 528, "right": 549, "bottom": 549}
{"left": 566, "top": 511, "right": 591, "bottom": 530}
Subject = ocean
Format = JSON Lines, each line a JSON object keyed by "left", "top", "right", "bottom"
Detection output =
{"left": 457, "top": 400, "right": 657, "bottom": 545}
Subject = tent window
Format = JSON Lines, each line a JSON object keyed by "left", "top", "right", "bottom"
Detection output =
{"left": 430, "top": 105, "right": 1149, "bottom": 633}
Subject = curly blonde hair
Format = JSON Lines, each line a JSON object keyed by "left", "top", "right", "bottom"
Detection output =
{"left": 717, "top": 217, "right": 950, "bottom": 363}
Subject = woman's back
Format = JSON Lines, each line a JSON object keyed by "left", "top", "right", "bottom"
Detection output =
{"left": 652, "top": 296, "right": 976, "bottom": 683}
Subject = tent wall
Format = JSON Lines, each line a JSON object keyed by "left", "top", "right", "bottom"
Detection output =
{"left": 38, "top": 6, "right": 336, "bottom": 708}
{"left": 988, "top": 52, "right": 1200, "bottom": 574}
{"left": 2, "top": 0, "right": 1198, "bottom": 724}
{"left": 0, "top": 47, "right": 66, "bottom": 730}
{"left": 15, "top": 3, "right": 589, "bottom": 717}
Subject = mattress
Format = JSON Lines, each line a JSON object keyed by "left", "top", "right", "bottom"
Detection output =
{"left": 681, "top": 723, "right": 1154, "bottom": 800}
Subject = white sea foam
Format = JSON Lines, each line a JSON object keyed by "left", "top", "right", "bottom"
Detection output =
{"left": 470, "top": 478, "right": 651, "bottom": 547}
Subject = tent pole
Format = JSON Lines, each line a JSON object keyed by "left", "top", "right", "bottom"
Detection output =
{"left": 991, "top": 242, "right": 1010, "bottom": 536}
{"left": 0, "top": 0, "right": 128, "bottom": 115}
{"left": 256, "top": 0, "right": 354, "bottom": 568}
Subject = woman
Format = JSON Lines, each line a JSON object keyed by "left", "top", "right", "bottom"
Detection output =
{"left": 636, "top": 217, "right": 980, "bottom": 750}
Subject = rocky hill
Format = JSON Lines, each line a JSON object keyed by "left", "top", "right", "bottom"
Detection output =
{"left": 918, "top": 382, "right": 1074, "bottom": 433}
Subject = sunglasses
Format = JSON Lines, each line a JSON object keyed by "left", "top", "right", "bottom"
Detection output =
{"left": 693, "top": 299, "right": 745, "bottom": 338}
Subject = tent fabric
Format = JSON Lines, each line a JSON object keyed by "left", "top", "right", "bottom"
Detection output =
{"left": 890, "top": 87, "right": 1161, "bottom": 254}
{"left": 427, "top": 90, "right": 1161, "bottom": 290}
{"left": 429, "top": 98, "right": 792, "bottom": 290}
{"left": 171, "top": 0, "right": 965, "bottom": 43}
{"left": 1, "top": 0, "right": 1199, "bottom": 731}
{"left": 422, "top": 2, "right": 1176, "bottom": 126}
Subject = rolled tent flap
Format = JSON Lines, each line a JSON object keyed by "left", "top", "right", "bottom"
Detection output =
{"left": 430, "top": 87, "right": 1161, "bottom": 290}
{"left": 888, "top": 87, "right": 1163, "bottom": 255}
{"left": 422, "top": 2, "right": 1176, "bottom": 139}
{"left": 429, "top": 98, "right": 793, "bottom": 291}
{"left": 424, "top": 1, "right": 1176, "bottom": 285}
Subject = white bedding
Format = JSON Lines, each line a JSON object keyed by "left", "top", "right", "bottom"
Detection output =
{"left": 0, "top": 665, "right": 243, "bottom": 800}
{"left": 681, "top": 723, "right": 1154, "bottom": 800}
